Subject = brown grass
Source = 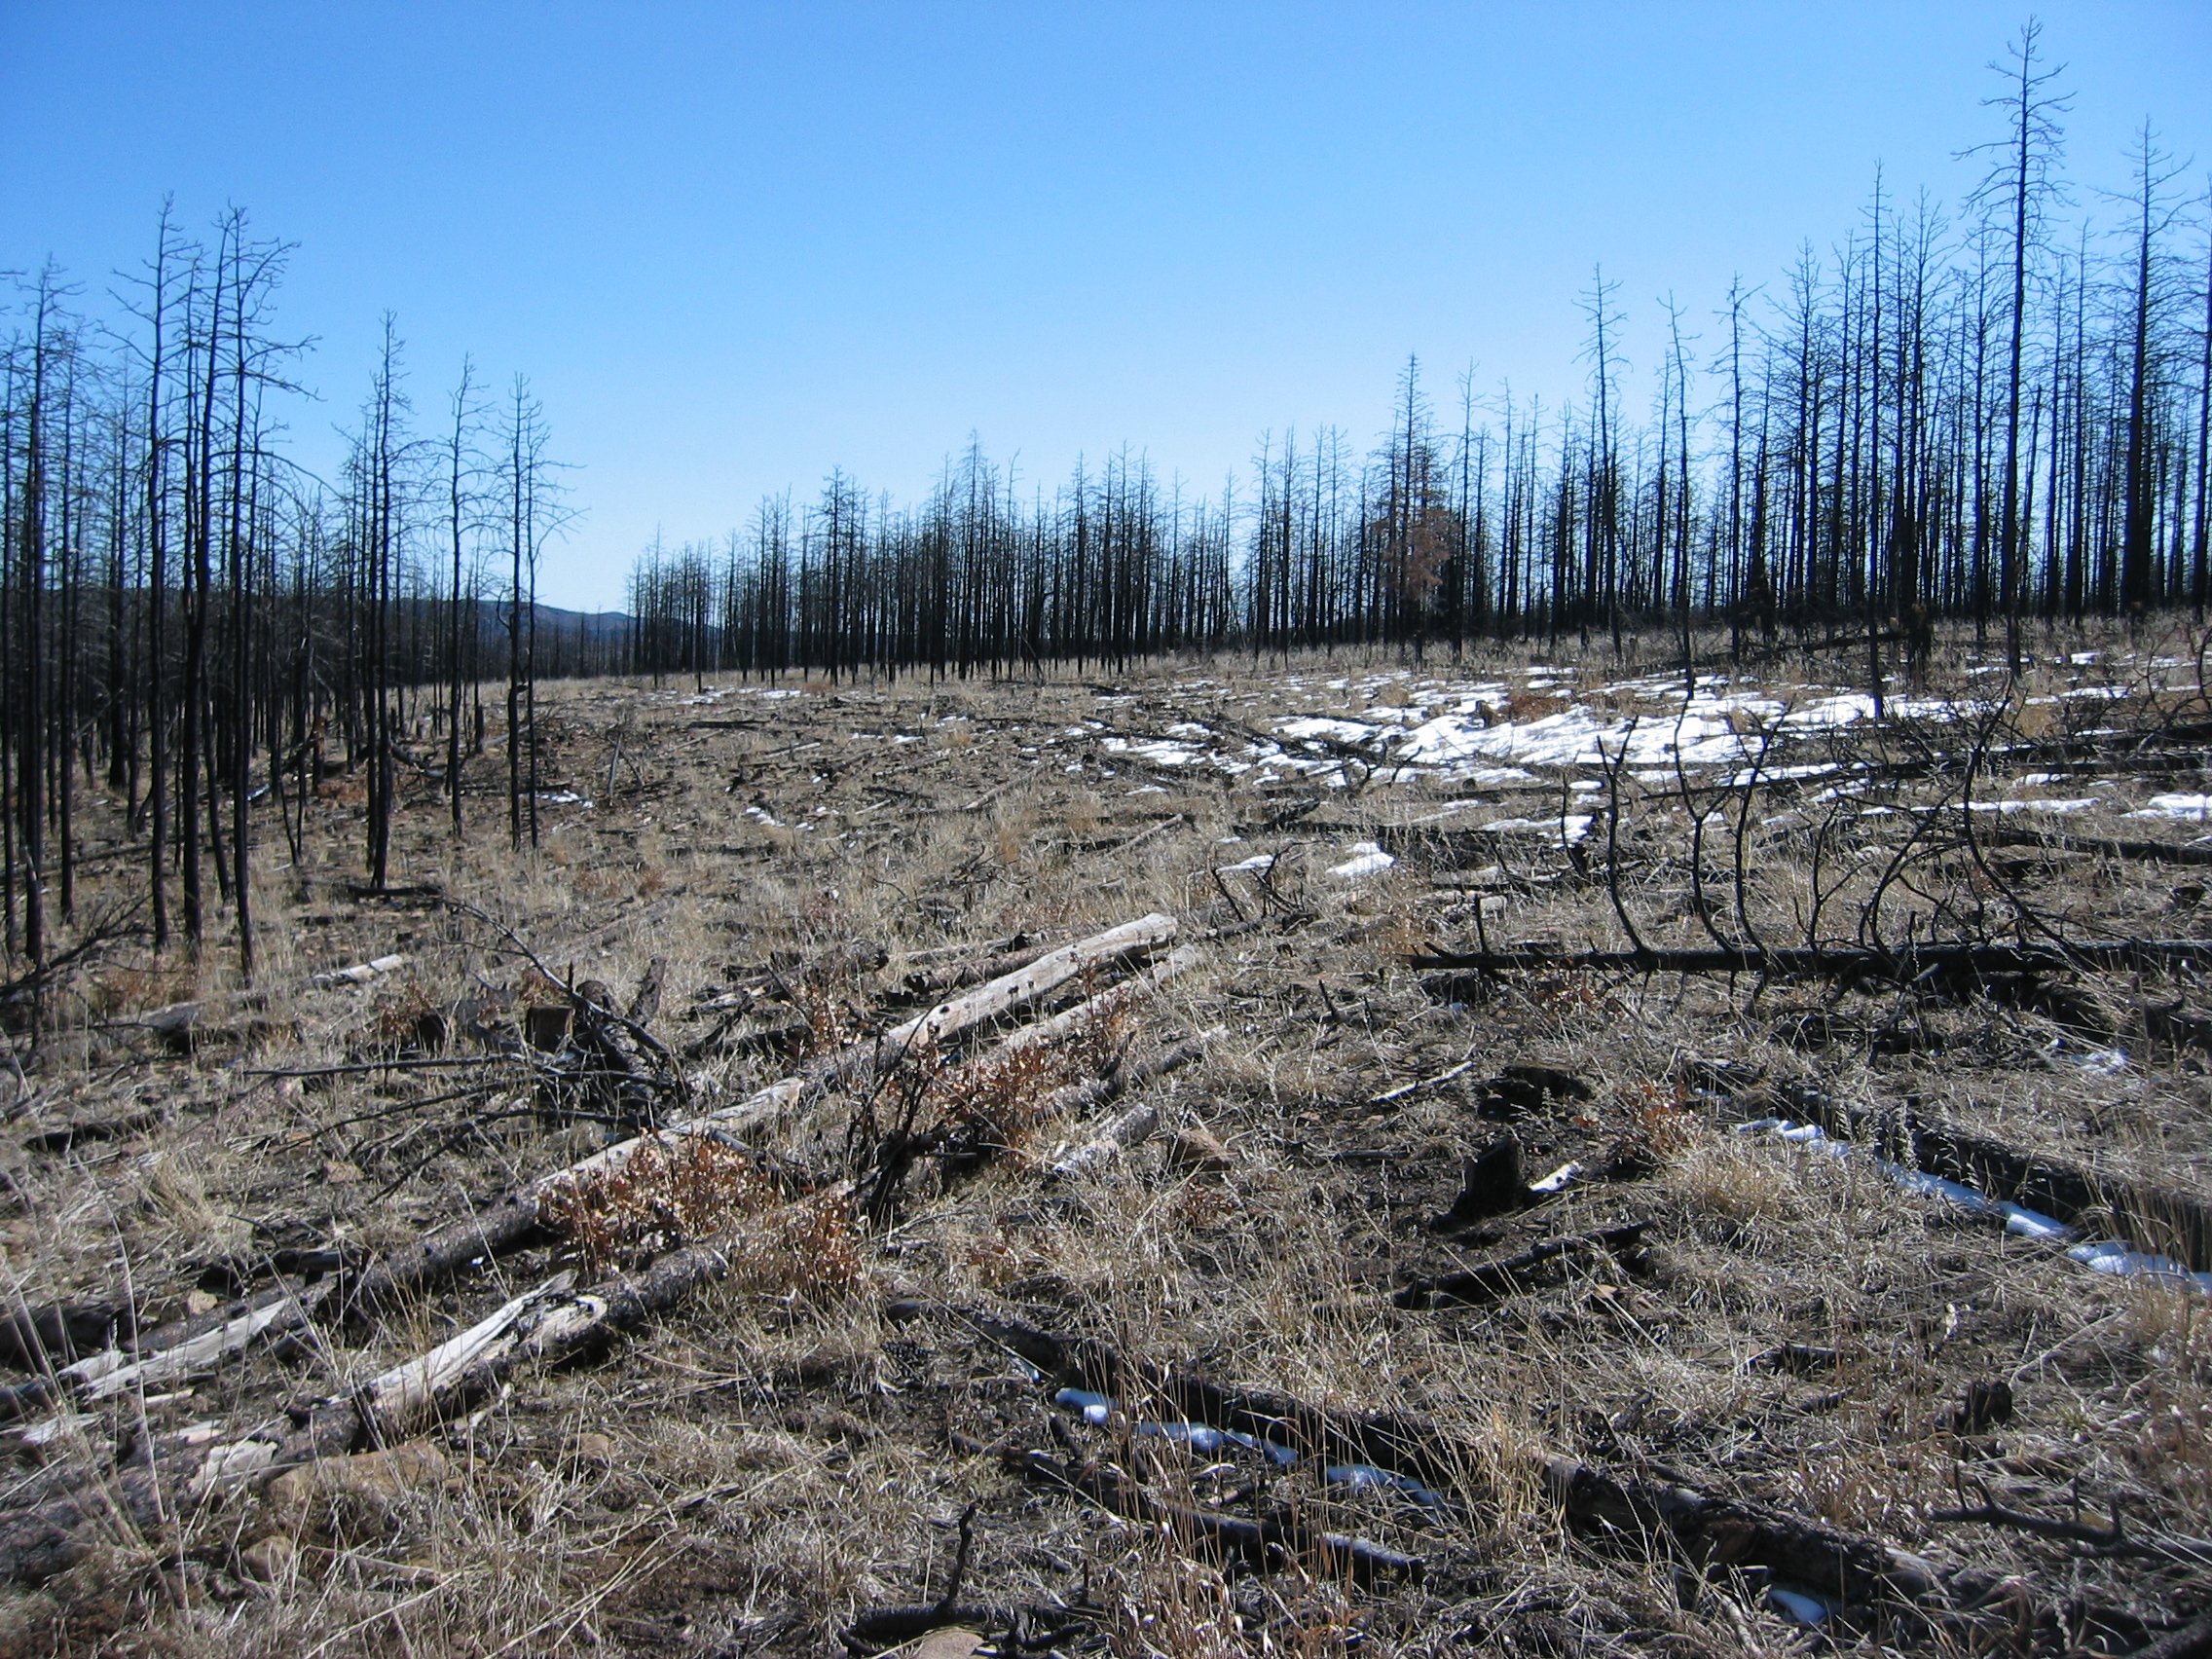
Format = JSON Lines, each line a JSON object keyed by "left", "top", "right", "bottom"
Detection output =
{"left": 1, "top": 625, "right": 2209, "bottom": 1654}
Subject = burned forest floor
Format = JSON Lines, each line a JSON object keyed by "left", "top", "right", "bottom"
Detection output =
{"left": 2, "top": 625, "right": 2212, "bottom": 1658}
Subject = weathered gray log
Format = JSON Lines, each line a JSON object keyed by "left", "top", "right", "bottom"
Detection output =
{"left": 311, "top": 953, "right": 409, "bottom": 989}
{"left": 0, "top": 1201, "right": 816, "bottom": 1585}
{"left": 346, "top": 912, "right": 1178, "bottom": 1317}
{"left": 900, "top": 937, "right": 1064, "bottom": 999}
{"left": 997, "top": 943, "right": 1200, "bottom": 1058}
{"left": 833, "top": 913, "right": 1176, "bottom": 1082}
{"left": 1044, "top": 1104, "right": 1160, "bottom": 1181}
{"left": 69, "top": 1291, "right": 323, "bottom": 1402}
{"left": 0, "top": 919, "right": 1187, "bottom": 1578}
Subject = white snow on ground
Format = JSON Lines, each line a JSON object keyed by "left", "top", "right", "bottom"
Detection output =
{"left": 2131, "top": 794, "right": 2212, "bottom": 821}
{"left": 1044, "top": 660, "right": 2157, "bottom": 794}
{"left": 1229, "top": 681, "right": 1996, "bottom": 786}
{"left": 1278, "top": 716, "right": 1393, "bottom": 745}
{"left": 1962, "top": 797, "right": 2103, "bottom": 814}
{"left": 1327, "top": 843, "right": 1397, "bottom": 878}
{"left": 1099, "top": 735, "right": 1255, "bottom": 775}
{"left": 1483, "top": 814, "right": 1596, "bottom": 845}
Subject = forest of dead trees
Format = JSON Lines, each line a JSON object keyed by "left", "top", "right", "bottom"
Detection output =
{"left": 0, "top": 205, "right": 603, "bottom": 980}
{"left": 629, "top": 32, "right": 2212, "bottom": 681}
{"left": 4, "top": 26, "right": 2210, "bottom": 983}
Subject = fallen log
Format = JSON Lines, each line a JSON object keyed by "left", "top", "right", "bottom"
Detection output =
{"left": 1045, "top": 1102, "right": 1160, "bottom": 1181}
{"left": 2130, "top": 1611, "right": 2212, "bottom": 1659}
{"left": 311, "top": 953, "right": 409, "bottom": 989}
{"left": 1038, "top": 1034, "right": 1209, "bottom": 1131}
{"left": 92, "top": 994, "right": 265, "bottom": 1051}
{"left": 1976, "top": 825, "right": 2212, "bottom": 867}
{"left": 960, "top": 763, "right": 1045, "bottom": 815}
{"left": 1929, "top": 1500, "right": 2212, "bottom": 1567}
{"left": 344, "top": 913, "right": 1178, "bottom": 1317}
{"left": 20, "top": 1108, "right": 166, "bottom": 1153}
{"left": 0, "top": 919, "right": 1190, "bottom": 1578}
{"left": 947, "top": 1312, "right": 1947, "bottom": 1611}
{"left": 988, "top": 1442, "right": 1423, "bottom": 1586}
{"left": 844, "top": 913, "right": 1175, "bottom": 1077}
{"left": 0, "top": 1304, "right": 136, "bottom": 1371}
{"left": 1544, "top": 1456, "right": 1939, "bottom": 1606}
{"left": 70, "top": 1291, "right": 319, "bottom": 1402}
{"left": 1394, "top": 1223, "right": 1652, "bottom": 1309}
{"left": 960, "top": 1312, "right": 1467, "bottom": 1492}
{"left": 1780, "top": 1088, "right": 2212, "bottom": 1272}
{"left": 1414, "top": 938, "right": 2212, "bottom": 984}
{"left": 899, "top": 939, "right": 1062, "bottom": 999}
{"left": 899, "top": 933, "right": 1039, "bottom": 968}
{"left": 0, "top": 1197, "right": 826, "bottom": 1585}
{"left": 997, "top": 944, "right": 1199, "bottom": 1058}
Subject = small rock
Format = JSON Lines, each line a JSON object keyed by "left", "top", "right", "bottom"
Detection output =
{"left": 237, "top": 1534, "right": 298, "bottom": 1584}
{"left": 1167, "top": 1125, "right": 1234, "bottom": 1171}
{"left": 267, "top": 1441, "right": 454, "bottom": 1541}
{"left": 910, "top": 1631, "right": 991, "bottom": 1659}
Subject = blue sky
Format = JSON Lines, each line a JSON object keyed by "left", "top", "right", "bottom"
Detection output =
{"left": 4, "top": 3, "right": 2207, "bottom": 610}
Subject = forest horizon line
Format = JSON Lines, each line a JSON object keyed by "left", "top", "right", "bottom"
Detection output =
{"left": 4, "top": 21, "right": 2209, "bottom": 971}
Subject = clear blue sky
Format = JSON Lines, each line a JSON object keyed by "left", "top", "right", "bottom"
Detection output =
{"left": 4, "top": 3, "right": 2207, "bottom": 610}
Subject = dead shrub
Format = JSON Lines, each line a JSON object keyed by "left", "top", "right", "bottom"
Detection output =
{"left": 730, "top": 1190, "right": 865, "bottom": 1303}
{"left": 1604, "top": 1079, "right": 1700, "bottom": 1171}
{"left": 543, "top": 1135, "right": 779, "bottom": 1272}
{"left": 942, "top": 1003, "right": 1126, "bottom": 1159}
{"left": 936, "top": 1040, "right": 1073, "bottom": 1158}
{"left": 87, "top": 964, "right": 198, "bottom": 1017}
{"left": 372, "top": 977, "right": 447, "bottom": 1053}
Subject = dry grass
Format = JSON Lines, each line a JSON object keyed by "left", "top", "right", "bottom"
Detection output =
{"left": 0, "top": 625, "right": 2209, "bottom": 1654}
